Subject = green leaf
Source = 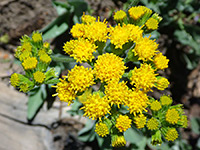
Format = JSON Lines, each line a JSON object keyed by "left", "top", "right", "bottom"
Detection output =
{"left": 78, "top": 119, "right": 96, "bottom": 142}
{"left": 124, "top": 127, "right": 146, "bottom": 149}
{"left": 44, "top": 79, "right": 60, "bottom": 84}
{"left": 191, "top": 117, "right": 200, "bottom": 134}
{"left": 27, "top": 85, "right": 47, "bottom": 121}
{"left": 51, "top": 54, "right": 75, "bottom": 63}
{"left": 68, "top": 0, "right": 88, "bottom": 17}
{"left": 96, "top": 135, "right": 112, "bottom": 149}
{"left": 52, "top": 1, "right": 70, "bottom": 15}
{"left": 40, "top": 12, "right": 70, "bottom": 40}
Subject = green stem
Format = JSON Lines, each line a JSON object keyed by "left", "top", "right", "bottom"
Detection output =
{"left": 51, "top": 56, "right": 75, "bottom": 63}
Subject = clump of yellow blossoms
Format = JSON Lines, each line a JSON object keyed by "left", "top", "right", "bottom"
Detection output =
{"left": 10, "top": 5, "right": 188, "bottom": 148}
{"left": 10, "top": 32, "right": 57, "bottom": 92}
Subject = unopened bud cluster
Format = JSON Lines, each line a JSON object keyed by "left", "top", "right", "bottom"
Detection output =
{"left": 10, "top": 32, "right": 58, "bottom": 92}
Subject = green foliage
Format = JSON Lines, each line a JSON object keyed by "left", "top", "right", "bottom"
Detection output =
{"left": 139, "top": 0, "right": 200, "bottom": 69}
{"left": 27, "top": 85, "right": 47, "bottom": 120}
{"left": 190, "top": 117, "right": 200, "bottom": 134}
{"left": 41, "top": 0, "right": 88, "bottom": 40}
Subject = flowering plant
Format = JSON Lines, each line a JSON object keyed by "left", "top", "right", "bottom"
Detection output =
{"left": 10, "top": 5, "right": 188, "bottom": 148}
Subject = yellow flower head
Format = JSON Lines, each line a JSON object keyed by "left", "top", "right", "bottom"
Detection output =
{"left": 134, "top": 114, "right": 147, "bottom": 129}
{"left": 166, "top": 108, "right": 180, "bottom": 124}
{"left": 19, "top": 50, "right": 32, "bottom": 61}
{"left": 150, "top": 100, "right": 162, "bottom": 111}
{"left": 63, "top": 40, "right": 76, "bottom": 55}
{"left": 114, "top": 10, "right": 127, "bottom": 21}
{"left": 68, "top": 65, "right": 95, "bottom": 92}
{"left": 160, "top": 95, "right": 172, "bottom": 106}
{"left": 153, "top": 53, "right": 169, "bottom": 70}
{"left": 94, "top": 53, "right": 126, "bottom": 83}
{"left": 111, "top": 134, "right": 126, "bottom": 147}
{"left": 126, "top": 24, "right": 143, "bottom": 41}
{"left": 105, "top": 81, "right": 129, "bottom": 108}
{"left": 40, "top": 53, "right": 52, "bottom": 64}
{"left": 22, "top": 57, "right": 38, "bottom": 70}
{"left": 145, "top": 18, "right": 159, "bottom": 30}
{"left": 109, "top": 24, "right": 142, "bottom": 49}
{"left": 10, "top": 73, "right": 20, "bottom": 87}
{"left": 133, "top": 36, "right": 158, "bottom": 61}
{"left": 130, "top": 63, "right": 157, "bottom": 92}
{"left": 116, "top": 115, "right": 132, "bottom": 132}
{"left": 64, "top": 38, "right": 97, "bottom": 63}
{"left": 32, "top": 32, "right": 42, "bottom": 42}
{"left": 38, "top": 48, "right": 46, "bottom": 57}
{"left": 151, "top": 130, "right": 162, "bottom": 146}
{"left": 164, "top": 128, "right": 178, "bottom": 142}
{"left": 180, "top": 115, "right": 188, "bottom": 128}
{"left": 147, "top": 117, "right": 159, "bottom": 130}
{"left": 52, "top": 78, "right": 76, "bottom": 105}
{"left": 156, "top": 77, "right": 169, "bottom": 91}
{"left": 81, "top": 93, "right": 111, "bottom": 120}
{"left": 128, "top": 6, "right": 146, "bottom": 20}
{"left": 95, "top": 122, "right": 109, "bottom": 137}
{"left": 21, "top": 42, "right": 32, "bottom": 52}
{"left": 43, "top": 42, "right": 50, "bottom": 49}
{"left": 126, "top": 90, "right": 149, "bottom": 116}
{"left": 84, "top": 19, "right": 109, "bottom": 42}
{"left": 70, "top": 23, "right": 86, "bottom": 38}
{"left": 19, "top": 82, "right": 29, "bottom": 93}
{"left": 109, "top": 24, "right": 129, "bottom": 49}
{"left": 81, "top": 13, "right": 96, "bottom": 24}
{"left": 33, "top": 71, "right": 46, "bottom": 83}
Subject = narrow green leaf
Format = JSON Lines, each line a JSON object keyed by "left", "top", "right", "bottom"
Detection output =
{"left": 27, "top": 85, "right": 46, "bottom": 120}
{"left": 191, "top": 117, "right": 200, "bottom": 134}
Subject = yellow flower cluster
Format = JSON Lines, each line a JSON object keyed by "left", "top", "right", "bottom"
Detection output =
{"left": 166, "top": 108, "right": 180, "bottom": 124}
{"left": 32, "top": 32, "right": 42, "bottom": 42}
{"left": 22, "top": 57, "right": 38, "bottom": 70}
{"left": 130, "top": 63, "right": 157, "bottom": 92}
{"left": 145, "top": 18, "right": 159, "bottom": 30}
{"left": 94, "top": 53, "right": 126, "bottom": 83}
{"left": 147, "top": 117, "right": 159, "bottom": 130}
{"left": 80, "top": 93, "right": 111, "bottom": 121}
{"left": 81, "top": 13, "right": 96, "bottom": 24}
{"left": 33, "top": 71, "right": 46, "bottom": 83}
{"left": 47, "top": 6, "right": 187, "bottom": 148}
{"left": 105, "top": 81, "right": 129, "bottom": 108}
{"left": 63, "top": 38, "right": 97, "bottom": 63}
{"left": 53, "top": 78, "right": 76, "bottom": 105}
{"left": 113, "top": 10, "right": 127, "bottom": 21}
{"left": 70, "top": 19, "right": 109, "bottom": 42}
{"left": 68, "top": 65, "right": 95, "bottom": 92}
{"left": 126, "top": 90, "right": 149, "bottom": 115}
{"left": 11, "top": 31, "right": 57, "bottom": 92}
{"left": 163, "top": 128, "right": 178, "bottom": 142}
{"left": 10, "top": 73, "right": 20, "bottom": 87}
{"left": 109, "top": 24, "right": 143, "bottom": 49}
{"left": 133, "top": 36, "right": 158, "bottom": 61}
{"left": 154, "top": 53, "right": 169, "bottom": 70}
{"left": 150, "top": 100, "right": 162, "bottom": 111}
{"left": 111, "top": 134, "right": 126, "bottom": 147}
{"left": 134, "top": 114, "right": 147, "bottom": 129}
{"left": 115, "top": 115, "right": 132, "bottom": 132}
{"left": 95, "top": 122, "right": 109, "bottom": 137}
{"left": 128, "top": 6, "right": 147, "bottom": 20}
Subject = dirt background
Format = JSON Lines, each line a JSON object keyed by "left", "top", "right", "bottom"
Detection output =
{"left": 0, "top": 0, "right": 200, "bottom": 150}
